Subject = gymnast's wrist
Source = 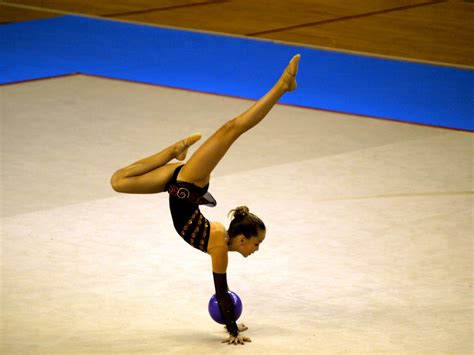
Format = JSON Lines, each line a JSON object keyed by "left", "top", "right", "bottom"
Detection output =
{"left": 227, "top": 324, "right": 239, "bottom": 337}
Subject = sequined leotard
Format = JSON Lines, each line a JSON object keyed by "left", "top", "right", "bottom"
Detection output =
{"left": 166, "top": 165, "right": 216, "bottom": 253}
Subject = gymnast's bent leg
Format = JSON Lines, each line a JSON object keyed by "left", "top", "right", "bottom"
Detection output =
{"left": 110, "top": 133, "right": 202, "bottom": 194}
{"left": 177, "top": 54, "right": 300, "bottom": 187}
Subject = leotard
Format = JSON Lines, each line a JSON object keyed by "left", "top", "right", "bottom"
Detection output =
{"left": 166, "top": 165, "right": 216, "bottom": 252}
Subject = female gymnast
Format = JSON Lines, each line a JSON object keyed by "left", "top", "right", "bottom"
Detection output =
{"left": 110, "top": 54, "right": 300, "bottom": 345}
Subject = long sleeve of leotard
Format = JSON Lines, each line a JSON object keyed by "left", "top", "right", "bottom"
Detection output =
{"left": 212, "top": 272, "right": 239, "bottom": 337}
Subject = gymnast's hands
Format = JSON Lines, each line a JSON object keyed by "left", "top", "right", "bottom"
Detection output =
{"left": 222, "top": 333, "right": 252, "bottom": 345}
{"left": 222, "top": 324, "right": 251, "bottom": 345}
{"left": 238, "top": 323, "right": 248, "bottom": 332}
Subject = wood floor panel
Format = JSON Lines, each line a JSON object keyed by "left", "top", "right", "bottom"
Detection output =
{"left": 3, "top": 0, "right": 222, "bottom": 16}
{"left": 255, "top": 1, "right": 474, "bottom": 67}
{"left": 0, "top": 4, "right": 59, "bottom": 23}
{"left": 114, "top": 0, "right": 429, "bottom": 35}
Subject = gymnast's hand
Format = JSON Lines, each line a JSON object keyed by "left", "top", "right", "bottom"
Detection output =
{"left": 222, "top": 333, "right": 252, "bottom": 345}
{"left": 238, "top": 323, "right": 248, "bottom": 332}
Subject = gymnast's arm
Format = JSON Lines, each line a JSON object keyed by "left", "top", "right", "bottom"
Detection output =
{"left": 209, "top": 246, "right": 239, "bottom": 337}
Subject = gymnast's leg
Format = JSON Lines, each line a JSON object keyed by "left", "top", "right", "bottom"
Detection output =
{"left": 110, "top": 133, "right": 202, "bottom": 193}
{"left": 178, "top": 54, "right": 300, "bottom": 186}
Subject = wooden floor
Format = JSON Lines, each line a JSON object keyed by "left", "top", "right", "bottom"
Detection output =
{"left": 1, "top": 0, "right": 473, "bottom": 67}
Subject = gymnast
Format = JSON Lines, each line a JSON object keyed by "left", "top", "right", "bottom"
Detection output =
{"left": 110, "top": 54, "right": 300, "bottom": 345}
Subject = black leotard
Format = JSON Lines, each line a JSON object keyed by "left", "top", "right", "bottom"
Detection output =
{"left": 166, "top": 165, "right": 216, "bottom": 253}
{"left": 167, "top": 166, "right": 238, "bottom": 337}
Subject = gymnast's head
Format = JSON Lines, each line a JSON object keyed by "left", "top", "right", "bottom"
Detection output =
{"left": 227, "top": 206, "right": 266, "bottom": 257}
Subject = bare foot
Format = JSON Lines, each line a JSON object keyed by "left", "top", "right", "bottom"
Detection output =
{"left": 279, "top": 54, "right": 300, "bottom": 92}
{"left": 176, "top": 132, "right": 202, "bottom": 160}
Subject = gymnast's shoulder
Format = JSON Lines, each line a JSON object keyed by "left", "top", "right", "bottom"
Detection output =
{"left": 208, "top": 221, "right": 229, "bottom": 254}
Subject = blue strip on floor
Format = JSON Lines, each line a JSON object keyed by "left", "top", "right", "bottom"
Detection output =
{"left": 1, "top": 15, "right": 472, "bottom": 131}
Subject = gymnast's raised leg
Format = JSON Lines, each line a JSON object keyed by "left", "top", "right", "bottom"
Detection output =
{"left": 178, "top": 54, "right": 300, "bottom": 187}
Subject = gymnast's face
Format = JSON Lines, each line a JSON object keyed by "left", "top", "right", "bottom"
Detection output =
{"left": 239, "top": 230, "right": 265, "bottom": 258}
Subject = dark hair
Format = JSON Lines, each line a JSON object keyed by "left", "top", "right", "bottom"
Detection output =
{"left": 227, "top": 206, "right": 265, "bottom": 239}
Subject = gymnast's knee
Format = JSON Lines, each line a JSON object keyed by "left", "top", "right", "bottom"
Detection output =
{"left": 110, "top": 171, "right": 124, "bottom": 192}
{"left": 222, "top": 117, "right": 244, "bottom": 138}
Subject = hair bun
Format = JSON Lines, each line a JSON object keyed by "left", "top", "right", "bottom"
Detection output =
{"left": 229, "top": 206, "right": 250, "bottom": 219}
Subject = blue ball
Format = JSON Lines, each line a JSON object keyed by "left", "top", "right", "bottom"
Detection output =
{"left": 208, "top": 291, "right": 243, "bottom": 324}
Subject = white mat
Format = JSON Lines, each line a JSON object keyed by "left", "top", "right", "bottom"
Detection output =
{"left": 1, "top": 76, "right": 472, "bottom": 354}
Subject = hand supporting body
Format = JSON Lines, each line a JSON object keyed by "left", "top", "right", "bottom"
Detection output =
{"left": 213, "top": 272, "right": 252, "bottom": 345}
